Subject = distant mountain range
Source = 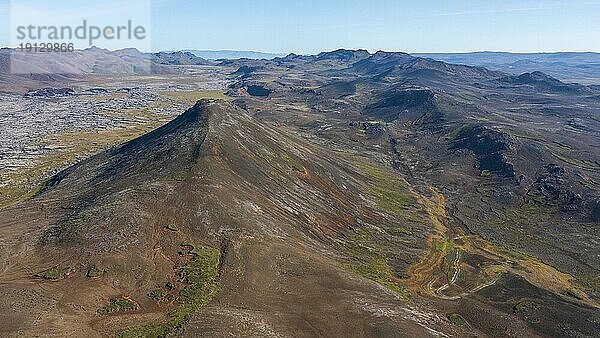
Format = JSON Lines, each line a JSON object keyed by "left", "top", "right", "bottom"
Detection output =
{"left": 178, "top": 50, "right": 286, "bottom": 60}
{"left": 4, "top": 47, "right": 600, "bottom": 86}
{"left": 413, "top": 52, "right": 600, "bottom": 84}
{"left": 0, "top": 47, "right": 213, "bottom": 76}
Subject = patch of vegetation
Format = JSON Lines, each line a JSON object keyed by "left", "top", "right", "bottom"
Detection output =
{"left": 35, "top": 267, "right": 72, "bottom": 280}
{"left": 257, "top": 151, "right": 282, "bottom": 170}
{"left": 343, "top": 228, "right": 409, "bottom": 297}
{"left": 147, "top": 289, "right": 165, "bottom": 301}
{"left": 280, "top": 153, "right": 306, "bottom": 172}
{"left": 120, "top": 244, "right": 221, "bottom": 337}
{"left": 441, "top": 125, "right": 469, "bottom": 141}
{"left": 447, "top": 313, "right": 468, "bottom": 326}
{"left": 497, "top": 202, "right": 553, "bottom": 229}
{"left": 550, "top": 152, "right": 600, "bottom": 171}
{"left": 500, "top": 128, "right": 547, "bottom": 143}
{"left": 573, "top": 274, "right": 600, "bottom": 293}
{"left": 269, "top": 170, "right": 288, "bottom": 185}
{"left": 98, "top": 298, "right": 139, "bottom": 314}
{"left": 256, "top": 148, "right": 306, "bottom": 172}
{"left": 435, "top": 238, "right": 456, "bottom": 254}
{"left": 354, "top": 162, "right": 414, "bottom": 215}
{"left": 384, "top": 226, "right": 413, "bottom": 236}
{"left": 172, "top": 174, "right": 186, "bottom": 182}
{"left": 165, "top": 224, "right": 179, "bottom": 232}
{"left": 87, "top": 266, "right": 107, "bottom": 278}
{"left": 159, "top": 90, "right": 229, "bottom": 104}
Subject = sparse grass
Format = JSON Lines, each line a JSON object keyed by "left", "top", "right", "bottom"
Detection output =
{"left": 573, "top": 275, "right": 600, "bottom": 293}
{"left": 354, "top": 162, "right": 414, "bottom": 215}
{"left": 257, "top": 147, "right": 306, "bottom": 179}
{"left": 550, "top": 152, "right": 600, "bottom": 171}
{"left": 493, "top": 201, "right": 553, "bottom": 229}
{"left": 147, "top": 289, "right": 165, "bottom": 301}
{"left": 257, "top": 151, "right": 282, "bottom": 171}
{"left": 441, "top": 126, "right": 468, "bottom": 141}
{"left": 343, "top": 228, "right": 409, "bottom": 297}
{"left": 447, "top": 313, "right": 468, "bottom": 326}
{"left": 165, "top": 224, "right": 179, "bottom": 232}
{"left": 35, "top": 267, "right": 72, "bottom": 280}
{"left": 172, "top": 175, "right": 186, "bottom": 182}
{"left": 119, "top": 243, "right": 221, "bottom": 337}
{"left": 98, "top": 298, "right": 139, "bottom": 314}
{"left": 87, "top": 266, "right": 107, "bottom": 278}
{"left": 500, "top": 128, "right": 547, "bottom": 143}
{"left": 280, "top": 153, "right": 306, "bottom": 173}
{"left": 435, "top": 238, "right": 456, "bottom": 254}
{"left": 384, "top": 226, "right": 413, "bottom": 236}
{"left": 159, "top": 90, "right": 229, "bottom": 104}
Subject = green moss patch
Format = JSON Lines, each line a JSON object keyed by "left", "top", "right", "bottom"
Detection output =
{"left": 98, "top": 298, "right": 139, "bottom": 314}
{"left": 574, "top": 274, "right": 600, "bottom": 293}
{"left": 447, "top": 313, "right": 468, "bottom": 326}
{"left": 280, "top": 153, "right": 306, "bottom": 172}
{"left": 35, "top": 267, "right": 72, "bottom": 280}
{"left": 120, "top": 243, "right": 221, "bottom": 337}
{"left": 355, "top": 162, "right": 415, "bottom": 215}
{"left": 172, "top": 175, "right": 186, "bottom": 182}
{"left": 165, "top": 224, "right": 179, "bottom": 232}
{"left": 343, "top": 228, "right": 409, "bottom": 297}
{"left": 147, "top": 289, "right": 165, "bottom": 301}
{"left": 87, "top": 266, "right": 107, "bottom": 278}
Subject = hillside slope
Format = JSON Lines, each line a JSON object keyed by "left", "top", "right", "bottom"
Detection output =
{"left": 0, "top": 100, "right": 466, "bottom": 337}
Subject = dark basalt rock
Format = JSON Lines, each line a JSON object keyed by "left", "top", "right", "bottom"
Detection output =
{"left": 247, "top": 85, "right": 272, "bottom": 97}
{"left": 365, "top": 88, "right": 440, "bottom": 123}
{"left": 527, "top": 164, "right": 583, "bottom": 211}
{"left": 361, "top": 121, "right": 385, "bottom": 138}
{"left": 81, "top": 88, "right": 108, "bottom": 95}
{"left": 451, "top": 125, "right": 515, "bottom": 178}
{"left": 374, "top": 88, "right": 436, "bottom": 110}
{"left": 588, "top": 198, "right": 600, "bottom": 222}
{"left": 231, "top": 65, "right": 258, "bottom": 78}
{"left": 25, "top": 87, "right": 75, "bottom": 98}
{"left": 499, "top": 71, "right": 587, "bottom": 94}
{"left": 316, "top": 81, "right": 356, "bottom": 99}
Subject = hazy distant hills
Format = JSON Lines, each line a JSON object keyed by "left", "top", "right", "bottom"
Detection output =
{"left": 5, "top": 48, "right": 600, "bottom": 85}
{"left": 180, "top": 50, "right": 286, "bottom": 60}
{"left": 414, "top": 52, "right": 600, "bottom": 84}
{"left": 0, "top": 47, "right": 213, "bottom": 76}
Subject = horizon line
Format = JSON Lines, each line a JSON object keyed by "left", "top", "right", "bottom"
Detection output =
{"left": 2, "top": 45, "right": 600, "bottom": 55}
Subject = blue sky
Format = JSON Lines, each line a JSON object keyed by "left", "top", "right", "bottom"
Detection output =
{"left": 1, "top": 0, "right": 600, "bottom": 53}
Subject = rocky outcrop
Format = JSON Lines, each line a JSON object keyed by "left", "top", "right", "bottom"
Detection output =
{"left": 451, "top": 125, "right": 515, "bottom": 178}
